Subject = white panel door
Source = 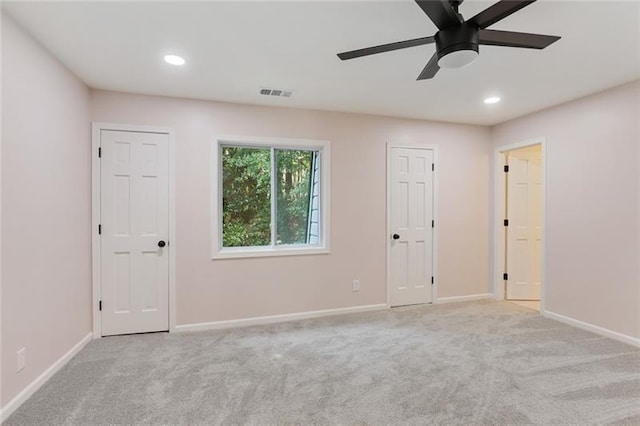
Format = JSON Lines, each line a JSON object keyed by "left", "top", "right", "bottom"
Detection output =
{"left": 506, "top": 149, "right": 542, "bottom": 300}
{"left": 100, "top": 130, "right": 169, "bottom": 336}
{"left": 389, "top": 147, "right": 434, "bottom": 307}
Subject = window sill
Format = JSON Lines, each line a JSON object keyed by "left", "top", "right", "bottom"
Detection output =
{"left": 211, "top": 246, "right": 330, "bottom": 260}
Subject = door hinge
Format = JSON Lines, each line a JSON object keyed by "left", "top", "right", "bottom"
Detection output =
{"left": 98, "top": 147, "right": 102, "bottom": 158}
{"left": 431, "top": 276, "right": 434, "bottom": 285}
{"left": 99, "top": 300, "right": 102, "bottom": 311}
{"left": 431, "top": 220, "right": 435, "bottom": 228}
{"left": 504, "top": 164, "right": 509, "bottom": 173}
{"left": 503, "top": 273, "right": 508, "bottom": 281}
{"left": 504, "top": 219, "right": 509, "bottom": 227}
{"left": 432, "top": 163, "right": 435, "bottom": 172}
{"left": 98, "top": 224, "right": 101, "bottom": 235}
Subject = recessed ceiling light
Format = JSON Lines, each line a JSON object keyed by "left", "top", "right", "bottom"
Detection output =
{"left": 484, "top": 96, "right": 501, "bottom": 105}
{"left": 164, "top": 55, "right": 185, "bottom": 66}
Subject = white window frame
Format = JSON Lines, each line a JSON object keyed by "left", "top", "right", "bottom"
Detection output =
{"left": 211, "top": 136, "right": 331, "bottom": 259}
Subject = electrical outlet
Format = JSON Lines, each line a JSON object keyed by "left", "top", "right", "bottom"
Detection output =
{"left": 352, "top": 279, "right": 360, "bottom": 292}
{"left": 17, "top": 348, "right": 26, "bottom": 373}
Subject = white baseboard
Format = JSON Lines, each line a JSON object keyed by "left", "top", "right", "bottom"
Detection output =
{"left": 435, "top": 293, "right": 494, "bottom": 304}
{"left": 176, "top": 304, "right": 388, "bottom": 333}
{"left": 543, "top": 310, "right": 640, "bottom": 348}
{"left": 0, "top": 332, "right": 92, "bottom": 423}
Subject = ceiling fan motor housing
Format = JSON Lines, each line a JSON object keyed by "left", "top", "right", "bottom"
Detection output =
{"left": 435, "top": 23, "right": 479, "bottom": 63}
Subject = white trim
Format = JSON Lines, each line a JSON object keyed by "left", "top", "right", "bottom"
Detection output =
{"left": 216, "top": 135, "right": 329, "bottom": 150}
{"left": 435, "top": 293, "right": 494, "bottom": 304}
{"left": 543, "top": 310, "right": 640, "bottom": 348}
{"left": 175, "top": 304, "right": 387, "bottom": 333}
{"left": 386, "top": 143, "right": 439, "bottom": 307}
{"left": 211, "top": 135, "right": 331, "bottom": 260}
{"left": 269, "top": 146, "right": 277, "bottom": 247}
{"left": 168, "top": 130, "right": 177, "bottom": 333}
{"left": 91, "top": 122, "right": 176, "bottom": 338}
{"left": 91, "top": 124, "right": 101, "bottom": 338}
{"left": 0, "top": 333, "right": 92, "bottom": 422}
{"left": 211, "top": 246, "right": 330, "bottom": 259}
{"left": 492, "top": 137, "right": 547, "bottom": 310}
{"left": 494, "top": 150, "right": 507, "bottom": 302}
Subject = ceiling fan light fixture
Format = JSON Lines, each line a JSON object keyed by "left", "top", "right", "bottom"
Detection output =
{"left": 435, "top": 24, "right": 480, "bottom": 69}
{"left": 437, "top": 49, "right": 478, "bottom": 69}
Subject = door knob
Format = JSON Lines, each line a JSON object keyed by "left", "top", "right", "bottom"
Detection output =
{"left": 158, "top": 240, "right": 166, "bottom": 248}
{"left": 392, "top": 234, "right": 400, "bottom": 240}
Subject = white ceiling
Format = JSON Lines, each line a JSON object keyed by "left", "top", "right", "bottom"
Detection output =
{"left": 4, "top": 1, "right": 639, "bottom": 125}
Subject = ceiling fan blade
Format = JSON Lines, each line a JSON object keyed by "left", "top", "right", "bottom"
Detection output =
{"left": 337, "top": 36, "right": 435, "bottom": 60}
{"left": 469, "top": 0, "right": 537, "bottom": 29}
{"left": 479, "top": 29, "right": 560, "bottom": 49}
{"left": 417, "top": 53, "right": 440, "bottom": 80}
{"left": 415, "top": 0, "right": 462, "bottom": 30}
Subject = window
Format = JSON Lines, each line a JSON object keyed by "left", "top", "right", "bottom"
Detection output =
{"left": 212, "top": 137, "right": 330, "bottom": 258}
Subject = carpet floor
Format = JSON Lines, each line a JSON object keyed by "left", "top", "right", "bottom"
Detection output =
{"left": 5, "top": 300, "right": 640, "bottom": 425}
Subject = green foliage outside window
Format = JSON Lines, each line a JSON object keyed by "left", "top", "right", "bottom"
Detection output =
{"left": 221, "top": 146, "right": 314, "bottom": 248}
{"left": 222, "top": 147, "right": 271, "bottom": 247}
{"left": 276, "top": 150, "right": 313, "bottom": 245}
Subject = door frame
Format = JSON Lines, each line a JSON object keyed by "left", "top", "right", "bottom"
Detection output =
{"left": 492, "top": 137, "right": 547, "bottom": 311}
{"left": 385, "top": 143, "right": 439, "bottom": 307}
{"left": 91, "top": 122, "right": 176, "bottom": 338}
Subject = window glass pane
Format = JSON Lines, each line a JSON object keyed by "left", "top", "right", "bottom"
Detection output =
{"left": 275, "top": 149, "right": 318, "bottom": 245}
{"left": 222, "top": 146, "right": 271, "bottom": 247}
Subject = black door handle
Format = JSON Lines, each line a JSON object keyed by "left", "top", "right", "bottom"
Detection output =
{"left": 158, "top": 240, "right": 166, "bottom": 248}
{"left": 392, "top": 234, "right": 400, "bottom": 240}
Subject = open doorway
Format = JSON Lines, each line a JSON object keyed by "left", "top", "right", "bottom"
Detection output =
{"left": 495, "top": 141, "right": 544, "bottom": 312}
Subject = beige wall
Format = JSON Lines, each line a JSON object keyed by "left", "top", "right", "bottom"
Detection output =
{"left": 491, "top": 81, "right": 640, "bottom": 339}
{"left": 1, "top": 15, "right": 92, "bottom": 406}
{"left": 90, "top": 90, "right": 492, "bottom": 326}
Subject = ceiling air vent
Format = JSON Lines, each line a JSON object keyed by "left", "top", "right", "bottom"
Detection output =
{"left": 259, "top": 88, "right": 293, "bottom": 98}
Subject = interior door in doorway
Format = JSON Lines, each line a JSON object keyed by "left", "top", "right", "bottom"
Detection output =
{"left": 506, "top": 146, "right": 542, "bottom": 300}
{"left": 389, "top": 147, "right": 434, "bottom": 307}
{"left": 100, "top": 130, "right": 170, "bottom": 336}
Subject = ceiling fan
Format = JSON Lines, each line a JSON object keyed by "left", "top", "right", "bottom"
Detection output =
{"left": 337, "top": 0, "right": 560, "bottom": 80}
